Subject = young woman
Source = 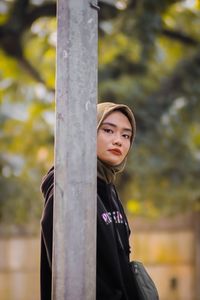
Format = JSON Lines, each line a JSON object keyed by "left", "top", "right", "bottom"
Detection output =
{"left": 40, "top": 102, "right": 138, "bottom": 300}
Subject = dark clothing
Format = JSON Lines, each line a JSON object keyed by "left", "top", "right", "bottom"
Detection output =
{"left": 40, "top": 167, "right": 54, "bottom": 300}
{"left": 96, "top": 179, "right": 138, "bottom": 300}
{"left": 40, "top": 167, "right": 137, "bottom": 300}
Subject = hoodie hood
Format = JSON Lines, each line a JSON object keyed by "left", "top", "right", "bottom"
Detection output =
{"left": 40, "top": 166, "right": 54, "bottom": 200}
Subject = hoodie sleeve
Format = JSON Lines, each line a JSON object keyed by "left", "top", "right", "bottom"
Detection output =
{"left": 40, "top": 166, "right": 54, "bottom": 269}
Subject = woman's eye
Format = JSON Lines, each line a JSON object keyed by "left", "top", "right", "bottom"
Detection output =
{"left": 103, "top": 128, "right": 113, "bottom": 134}
{"left": 123, "top": 134, "right": 131, "bottom": 139}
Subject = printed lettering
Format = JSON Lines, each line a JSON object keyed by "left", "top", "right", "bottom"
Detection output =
{"left": 101, "top": 211, "right": 125, "bottom": 225}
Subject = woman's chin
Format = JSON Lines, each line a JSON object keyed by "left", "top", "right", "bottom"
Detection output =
{"left": 105, "top": 158, "right": 123, "bottom": 166}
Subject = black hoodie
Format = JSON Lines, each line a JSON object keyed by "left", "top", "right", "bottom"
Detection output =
{"left": 40, "top": 167, "right": 138, "bottom": 300}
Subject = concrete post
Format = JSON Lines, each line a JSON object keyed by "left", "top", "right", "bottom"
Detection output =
{"left": 53, "top": 1, "right": 98, "bottom": 299}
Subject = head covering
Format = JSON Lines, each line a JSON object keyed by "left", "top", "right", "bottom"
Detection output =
{"left": 97, "top": 102, "right": 136, "bottom": 184}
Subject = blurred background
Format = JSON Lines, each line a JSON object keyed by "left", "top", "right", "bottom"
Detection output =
{"left": 0, "top": 0, "right": 200, "bottom": 299}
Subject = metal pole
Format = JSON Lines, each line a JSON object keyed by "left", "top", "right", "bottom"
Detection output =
{"left": 53, "top": 1, "right": 98, "bottom": 299}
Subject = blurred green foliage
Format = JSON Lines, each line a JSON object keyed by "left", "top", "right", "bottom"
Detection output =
{"left": 0, "top": 0, "right": 200, "bottom": 230}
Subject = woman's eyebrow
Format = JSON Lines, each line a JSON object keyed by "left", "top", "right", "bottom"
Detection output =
{"left": 101, "top": 122, "right": 132, "bottom": 132}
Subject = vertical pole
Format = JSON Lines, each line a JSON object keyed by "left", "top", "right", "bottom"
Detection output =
{"left": 53, "top": 1, "right": 98, "bottom": 299}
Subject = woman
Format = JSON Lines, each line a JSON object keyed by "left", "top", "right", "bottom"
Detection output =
{"left": 40, "top": 102, "right": 138, "bottom": 300}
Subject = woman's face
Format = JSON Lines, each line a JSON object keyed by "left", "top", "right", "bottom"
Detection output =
{"left": 97, "top": 111, "right": 132, "bottom": 166}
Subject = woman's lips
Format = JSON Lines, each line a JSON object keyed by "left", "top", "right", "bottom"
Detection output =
{"left": 108, "top": 149, "right": 122, "bottom": 156}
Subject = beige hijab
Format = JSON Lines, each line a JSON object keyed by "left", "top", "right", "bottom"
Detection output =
{"left": 97, "top": 102, "right": 136, "bottom": 184}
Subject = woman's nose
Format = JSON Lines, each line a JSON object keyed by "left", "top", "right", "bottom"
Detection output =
{"left": 112, "top": 135, "right": 122, "bottom": 146}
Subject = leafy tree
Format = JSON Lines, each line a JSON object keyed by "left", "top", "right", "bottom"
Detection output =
{"left": 98, "top": 0, "right": 200, "bottom": 216}
{"left": 0, "top": 0, "right": 200, "bottom": 229}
